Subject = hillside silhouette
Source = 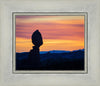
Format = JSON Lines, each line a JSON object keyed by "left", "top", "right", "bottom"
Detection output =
{"left": 16, "top": 49, "right": 84, "bottom": 70}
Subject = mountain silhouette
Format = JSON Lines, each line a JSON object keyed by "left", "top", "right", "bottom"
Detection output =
{"left": 16, "top": 49, "right": 84, "bottom": 70}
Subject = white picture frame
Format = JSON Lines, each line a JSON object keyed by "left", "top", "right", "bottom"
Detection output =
{"left": 12, "top": 12, "right": 88, "bottom": 74}
{"left": 0, "top": 0, "right": 100, "bottom": 86}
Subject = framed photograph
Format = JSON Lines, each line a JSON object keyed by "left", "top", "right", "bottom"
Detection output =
{"left": 13, "top": 12, "right": 88, "bottom": 74}
{"left": 0, "top": 0, "right": 100, "bottom": 86}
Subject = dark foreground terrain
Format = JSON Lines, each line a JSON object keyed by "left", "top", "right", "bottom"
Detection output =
{"left": 16, "top": 49, "right": 84, "bottom": 70}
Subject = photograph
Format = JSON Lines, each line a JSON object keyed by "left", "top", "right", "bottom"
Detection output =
{"left": 1, "top": 0, "right": 100, "bottom": 86}
{"left": 15, "top": 13, "right": 86, "bottom": 71}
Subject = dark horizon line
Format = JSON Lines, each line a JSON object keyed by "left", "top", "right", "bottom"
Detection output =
{"left": 16, "top": 48, "right": 84, "bottom": 53}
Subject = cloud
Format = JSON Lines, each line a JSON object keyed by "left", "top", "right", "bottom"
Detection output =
{"left": 16, "top": 15, "right": 84, "bottom": 24}
{"left": 16, "top": 37, "right": 84, "bottom": 52}
{"left": 16, "top": 22, "right": 84, "bottom": 40}
{"left": 16, "top": 15, "right": 84, "bottom": 52}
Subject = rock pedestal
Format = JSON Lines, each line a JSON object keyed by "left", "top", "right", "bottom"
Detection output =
{"left": 28, "top": 30, "right": 43, "bottom": 69}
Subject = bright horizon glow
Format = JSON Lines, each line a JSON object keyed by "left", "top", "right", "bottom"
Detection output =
{"left": 16, "top": 15, "right": 84, "bottom": 52}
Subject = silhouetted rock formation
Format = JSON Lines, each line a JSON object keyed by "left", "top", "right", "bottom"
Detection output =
{"left": 32, "top": 30, "right": 43, "bottom": 47}
{"left": 27, "top": 30, "right": 43, "bottom": 69}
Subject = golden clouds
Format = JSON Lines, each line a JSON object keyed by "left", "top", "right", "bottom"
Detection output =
{"left": 16, "top": 15, "right": 84, "bottom": 52}
{"left": 16, "top": 37, "right": 84, "bottom": 52}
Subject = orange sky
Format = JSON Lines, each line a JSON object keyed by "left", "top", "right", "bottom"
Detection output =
{"left": 16, "top": 15, "right": 84, "bottom": 52}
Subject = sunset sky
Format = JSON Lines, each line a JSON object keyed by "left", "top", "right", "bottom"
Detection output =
{"left": 16, "top": 15, "right": 84, "bottom": 52}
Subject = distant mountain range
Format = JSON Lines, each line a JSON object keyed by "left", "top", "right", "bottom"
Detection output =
{"left": 17, "top": 49, "right": 84, "bottom": 54}
{"left": 40, "top": 49, "right": 84, "bottom": 54}
{"left": 16, "top": 49, "right": 84, "bottom": 70}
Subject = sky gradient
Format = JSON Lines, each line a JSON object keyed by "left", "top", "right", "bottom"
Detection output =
{"left": 16, "top": 15, "right": 84, "bottom": 52}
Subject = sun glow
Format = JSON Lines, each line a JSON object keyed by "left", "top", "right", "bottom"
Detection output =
{"left": 16, "top": 15, "right": 84, "bottom": 52}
